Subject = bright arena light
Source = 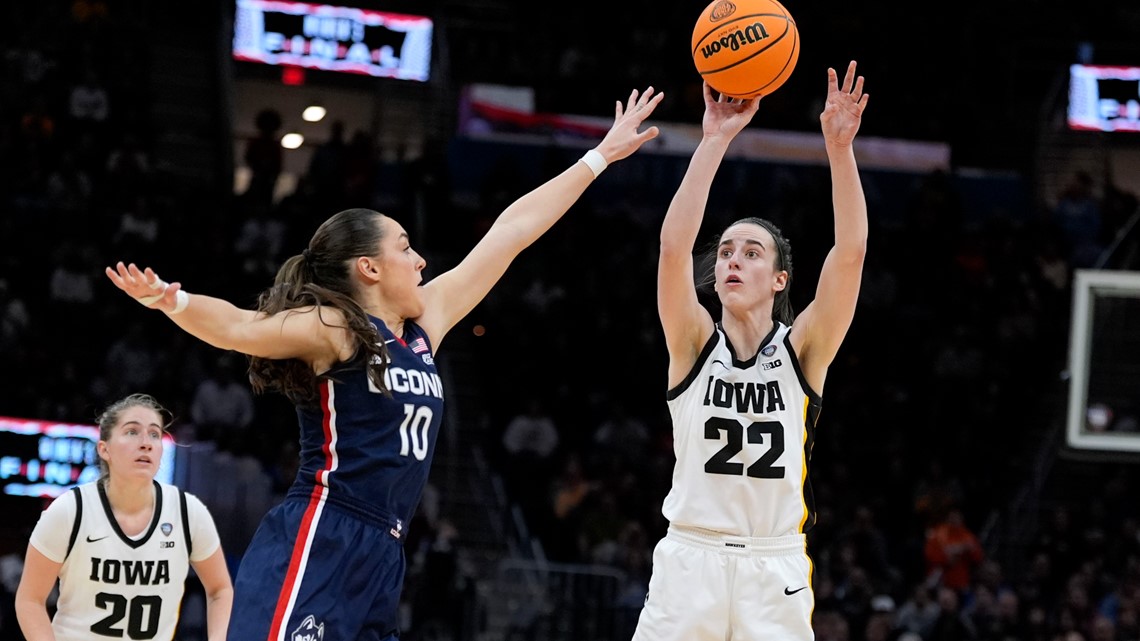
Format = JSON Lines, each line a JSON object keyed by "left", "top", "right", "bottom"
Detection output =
{"left": 281, "top": 133, "right": 304, "bottom": 149}
{"left": 302, "top": 105, "right": 326, "bottom": 122}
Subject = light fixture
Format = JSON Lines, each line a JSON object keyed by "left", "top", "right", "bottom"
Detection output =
{"left": 280, "top": 133, "right": 304, "bottom": 149}
{"left": 302, "top": 105, "right": 326, "bottom": 122}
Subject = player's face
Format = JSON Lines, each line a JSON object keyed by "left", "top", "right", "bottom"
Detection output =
{"left": 99, "top": 406, "right": 164, "bottom": 482}
{"left": 376, "top": 217, "right": 427, "bottom": 317}
{"left": 714, "top": 223, "right": 786, "bottom": 310}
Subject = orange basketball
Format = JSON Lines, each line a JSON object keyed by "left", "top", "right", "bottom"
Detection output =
{"left": 691, "top": 0, "right": 800, "bottom": 99}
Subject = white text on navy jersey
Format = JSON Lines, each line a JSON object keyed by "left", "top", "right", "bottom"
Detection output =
{"left": 384, "top": 366, "right": 444, "bottom": 399}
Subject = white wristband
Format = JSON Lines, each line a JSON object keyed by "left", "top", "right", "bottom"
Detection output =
{"left": 579, "top": 149, "right": 608, "bottom": 178}
{"left": 169, "top": 290, "right": 190, "bottom": 315}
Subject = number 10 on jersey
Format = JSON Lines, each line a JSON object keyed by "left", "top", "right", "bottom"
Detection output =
{"left": 398, "top": 404, "right": 432, "bottom": 461}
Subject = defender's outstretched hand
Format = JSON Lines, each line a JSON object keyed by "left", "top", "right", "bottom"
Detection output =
{"left": 594, "top": 86, "right": 665, "bottom": 164}
{"left": 820, "top": 60, "right": 869, "bottom": 148}
{"left": 105, "top": 262, "right": 184, "bottom": 314}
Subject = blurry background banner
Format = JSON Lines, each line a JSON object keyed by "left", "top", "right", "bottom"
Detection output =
{"left": 232, "top": 0, "right": 433, "bottom": 81}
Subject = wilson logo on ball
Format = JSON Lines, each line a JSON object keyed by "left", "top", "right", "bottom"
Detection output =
{"left": 709, "top": 0, "right": 737, "bottom": 22}
{"left": 698, "top": 22, "right": 771, "bottom": 60}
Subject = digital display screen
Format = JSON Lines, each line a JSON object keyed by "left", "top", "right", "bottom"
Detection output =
{"left": 1068, "top": 64, "right": 1140, "bottom": 133}
{"left": 0, "top": 416, "right": 176, "bottom": 499}
{"left": 233, "top": 0, "right": 433, "bottom": 81}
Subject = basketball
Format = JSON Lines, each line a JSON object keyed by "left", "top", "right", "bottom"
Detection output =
{"left": 691, "top": 0, "right": 800, "bottom": 99}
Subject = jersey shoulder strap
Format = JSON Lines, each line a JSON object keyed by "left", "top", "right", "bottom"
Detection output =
{"left": 178, "top": 486, "right": 192, "bottom": 559}
{"left": 65, "top": 486, "right": 83, "bottom": 560}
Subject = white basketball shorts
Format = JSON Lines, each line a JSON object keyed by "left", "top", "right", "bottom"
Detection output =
{"left": 631, "top": 524, "right": 814, "bottom": 641}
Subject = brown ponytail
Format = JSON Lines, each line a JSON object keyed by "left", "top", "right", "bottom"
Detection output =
{"left": 248, "top": 209, "right": 393, "bottom": 405}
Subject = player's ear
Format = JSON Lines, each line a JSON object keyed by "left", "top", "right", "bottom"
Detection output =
{"left": 356, "top": 256, "right": 382, "bottom": 284}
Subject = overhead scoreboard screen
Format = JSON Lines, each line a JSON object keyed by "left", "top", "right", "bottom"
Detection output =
{"left": 233, "top": 0, "right": 433, "bottom": 81}
{"left": 0, "top": 416, "right": 176, "bottom": 499}
{"left": 1068, "top": 64, "right": 1140, "bottom": 133}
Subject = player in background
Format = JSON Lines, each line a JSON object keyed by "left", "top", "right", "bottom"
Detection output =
{"left": 15, "top": 393, "right": 232, "bottom": 641}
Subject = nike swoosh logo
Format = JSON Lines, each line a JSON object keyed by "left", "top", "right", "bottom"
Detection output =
{"left": 784, "top": 586, "right": 808, "bottom": 596}
{"left": 86, "top": 535, "right": 108, "bottom": 543}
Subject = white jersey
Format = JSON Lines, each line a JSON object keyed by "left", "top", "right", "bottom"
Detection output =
{"left": 662, "top": 322, "right": 821, "bottom": 537}
{"left": 28, "top": 480, "right": 221, "bottom": 641}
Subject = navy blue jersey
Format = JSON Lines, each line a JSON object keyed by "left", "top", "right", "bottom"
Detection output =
{"left": 290, "top": 317, "right": 444, "bottom": 532}
{"left": 228, "top": 317, "right": 445, "bottom": 641}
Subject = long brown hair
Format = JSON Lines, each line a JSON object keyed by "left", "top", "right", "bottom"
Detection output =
{"left": 695, "top": 216, "right": 796, "bottom": 326}
{"left": 248, "top": 208, "right": 392, "bottom": 405}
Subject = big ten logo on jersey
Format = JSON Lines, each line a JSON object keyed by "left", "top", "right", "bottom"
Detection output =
{"left": 89, "top": 558, "right": 171, "bottom": 585}
{"left": 701, "top": 376, "right": 786, "bottom": 414}
{"left": 292, "top": 615, "right": 325, "bottom": 641}
{"left": 159, "top": 522, "right": 175, "bottom": 548}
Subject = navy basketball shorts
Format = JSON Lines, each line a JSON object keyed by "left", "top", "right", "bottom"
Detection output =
{"left": 227, "top": 493, "right": 406, "bottom": 641}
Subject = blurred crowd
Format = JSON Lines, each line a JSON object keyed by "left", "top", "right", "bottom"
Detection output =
{"left": 2, "top": 1, "right": 1140, "bottom": 641}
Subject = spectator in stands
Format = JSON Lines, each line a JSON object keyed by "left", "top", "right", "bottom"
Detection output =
{"left": 837, "top": 504, "right": 894, "bottom": 589}
{"left": 501, "top": 396, "right": 561, "bottom": 520}
{"left": 112, "top": 195, "right": 160, "bottom": 257}
{"left": 0, "top": 279, "right": 30, "bottom": 352}
{"left": 913, "top": 460, "right": 965, "bottom": 528}
{"left": 924, "top": 507, "right": 984, "bottom": 594}
{"left": 865, "top": 594, "right": 901, "bottom": 641}
{"left": 45, "top": 150, "right": 93, "bottom": 216}
{"left": 102, "top": 321, "right": 161, "bottom": 399}
{"left": 48, "top": 241, "right": 98, "bottom": 310}
{"left": 1100, "top": 180, "right": 1139, "bottom": 255}
{"left": 233, "top": 200, "right": 288, "bottom": 285}
{"left": 343, "top": 129, "right": 378, "bottom": 207}
{"left": 591, "top": 399, "right": 651, "bottom": 471}
{"left": 407, "top": 519, "right": 466, "bottom": 641}
{"left": 307, "top": 119, "right": 347, "bottom": 208}
{"left": 103, "top": 132, "right": 150, "bottom": 208}
{"left": 67, "top": 65, "right": 109, "bottom": 139}
{"left": 1052, "top": 170, "right": 1103, "bottom": 268}
{"left": 547, "top": 453, "right": 599, "bottom": 561}
{"left": 925, "top": 586, "right": 976, "bottom": 640}
{"left": 895, "top": 583, "right": 940, "bottom": 638}
{"left": 190, "top": 353, "right": 255, "bottom": 450}
{"left": 242, "top": 108, "right": 283, "bottom": 208}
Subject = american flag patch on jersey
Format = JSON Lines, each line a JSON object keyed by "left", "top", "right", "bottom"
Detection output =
{"left": 409, "top": 338, "right": 429, "bottom": 354}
